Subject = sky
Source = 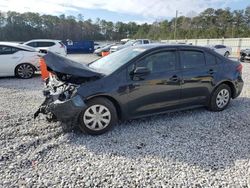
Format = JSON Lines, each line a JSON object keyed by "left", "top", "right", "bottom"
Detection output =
{"left": 0, "top": 0, "right": 249, "bottom": 23}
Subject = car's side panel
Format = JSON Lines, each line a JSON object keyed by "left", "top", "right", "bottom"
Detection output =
{"left": 76, "top": 45, "right": 243, "bottom": 121}
{"left": 0, "top": 50, "right": 23, "bottom": 76}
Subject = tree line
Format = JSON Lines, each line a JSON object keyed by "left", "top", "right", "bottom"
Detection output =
{"left": 0, "top": 6, "right": 249, "bottom": 42}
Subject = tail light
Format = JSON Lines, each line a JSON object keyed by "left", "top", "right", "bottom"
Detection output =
{"left": 236, "top": 64, "right": 243, "bottom": 73}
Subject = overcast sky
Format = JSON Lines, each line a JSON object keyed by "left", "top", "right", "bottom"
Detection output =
{"left": 0, "top": 0, "right": 249, "bottom": 23}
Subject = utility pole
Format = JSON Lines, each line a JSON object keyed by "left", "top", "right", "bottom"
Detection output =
{"left": 174, "top": 10, "right": 178, "bottom": 40}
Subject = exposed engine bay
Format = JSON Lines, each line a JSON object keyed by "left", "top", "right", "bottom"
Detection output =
{"left": 34, "top": 74, "right": 81, "bottom": 121}
{"left": 34, "top": 52, "right": 104, "bottom": 121}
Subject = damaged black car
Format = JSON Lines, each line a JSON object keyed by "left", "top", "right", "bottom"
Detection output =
{"left": 35, "top": 44, "right": 243, "bottom": 135}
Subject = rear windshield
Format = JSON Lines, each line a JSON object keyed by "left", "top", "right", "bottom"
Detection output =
{"left": 17, "top": 44, "right": 37, "bottom": 52}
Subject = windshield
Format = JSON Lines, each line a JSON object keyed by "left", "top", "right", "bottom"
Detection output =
{"left": 89, "top": 47, "right": 145, "bottom": 74}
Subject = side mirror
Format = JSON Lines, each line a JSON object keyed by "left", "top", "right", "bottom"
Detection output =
{"left": 132, "top": 67, "right": 150, "bottom": 76}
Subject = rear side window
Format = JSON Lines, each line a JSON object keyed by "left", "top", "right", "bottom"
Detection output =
{"left": 143, "top": 40, "right": 149, "bottom": 44}
{"left": 37, "top": 42, "right": 55, "bottom": 47}
{"left": 137, "top": 51, "right": 177, "bottom": 73}
{"left": 26, "top": 42, "right": 37, "bottom": 47}
{"left": 0, "top": 46, "right": 20, "bottom": 55}
{"left": 134, "top": 40, "right": 142, "bottom": 45}
{"left": 180, "top": 50, "right": 205, "bottom": 69}
{"left": 205, "top": 52, "right": 217, "bottom": 65}
{"left": 59, "top": 42, "right": 64, "bottom": 46}
{"left": 214, "top": 45, "right": 226, "bottom": 49}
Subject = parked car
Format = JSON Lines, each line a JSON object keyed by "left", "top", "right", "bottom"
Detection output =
{"left": 240, "top": 48, "right": 250, "bottom": 62}
{"left": 94, "top": 44, "right": 114, "bottom": 56}
{"left": 110, "top": 39, "right": 151, "bottom": 53}
{"left": 0, "top": 42, "right": 41, "bottom": 78}
{"left": 35, "top": 44, "right": 243, "bottom": 135}
{"left": 94, "top": 42, "right": 100, "bottom": 50}
{"left": 24, "top": 39, "right": 67, "bottom": 56}
{"left": 207, "top": 45, "right": 232, "bottom": 57}
{"left": 120, "top": 38, "right": 131, "bottom": 44}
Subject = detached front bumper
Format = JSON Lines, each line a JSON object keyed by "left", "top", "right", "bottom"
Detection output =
{"left": 49, "top": 95, "right": 86, "bottom": 121}
{"left": 35, "top": 95, "right": 86, "bottom": 122}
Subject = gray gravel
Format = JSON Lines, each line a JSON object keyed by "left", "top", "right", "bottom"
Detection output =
{"left": 0, "top": 54, "right": 250, "bottom": 187}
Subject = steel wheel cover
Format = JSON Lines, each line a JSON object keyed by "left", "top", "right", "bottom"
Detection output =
{"left": 83, "top": 104, "right": 111, "bottom": 131}
{"left": 216, "top": 89, "right": 230, "bottom": 108}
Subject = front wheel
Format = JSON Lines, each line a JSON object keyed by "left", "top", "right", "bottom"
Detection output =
{"left": 208, "top": 84, "right": 231, "bottom": 111}
{"left": 78, "top": 97, "right": 118, "bottom": 135}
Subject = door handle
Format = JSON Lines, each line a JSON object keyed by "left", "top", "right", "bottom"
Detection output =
{"left": 12, "top": 56, "right": 19, "bottom": 59}
{"left": 208, "top": 69, "right": 216, "bottom": 74}
{"left": 170, "top": 75, "right": 179, "bottom": 82}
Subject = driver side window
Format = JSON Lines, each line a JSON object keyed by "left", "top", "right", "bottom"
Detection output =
{"left": 136, "top": 51, "right": 177, "bottom": 73}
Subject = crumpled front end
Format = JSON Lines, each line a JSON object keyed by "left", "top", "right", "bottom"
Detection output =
{"left": 34, "top": 75, "right": 86, "bottom": 122}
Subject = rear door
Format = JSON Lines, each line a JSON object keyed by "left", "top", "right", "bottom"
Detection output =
{"left": 179, "top": 49, "right": 219, "bottom": 106}
{"left": 0, "top": 46, "right": 23, "bottom": 76}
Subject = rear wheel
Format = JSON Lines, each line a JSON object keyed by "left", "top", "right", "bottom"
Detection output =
{"left": 78, "top": 97, "right": 118, "bottom": 135}
{"left": 208, "top": 84, "right": 231, "bottom": 111}
{"left": 15, "top": 64, "right": 35, "bottom": 79}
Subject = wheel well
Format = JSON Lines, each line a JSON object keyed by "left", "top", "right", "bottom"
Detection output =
{"left": 86, "top": 95, "right": 122, "bottom": 120}
{"left": 215, "top": 81, "right": 236, "bottom": 98}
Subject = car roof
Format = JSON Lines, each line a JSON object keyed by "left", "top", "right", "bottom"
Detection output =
{"left": 0, "top": 42, "right": 21, "bottom": 47}
{"left": 0, "top": 42, "right": 37, "bottom": 51}
{"left": 24, "top": 39, "right": 61, "bottom": 43}
{"left": 132, "top": 43, "right": 209, "bottom": 51}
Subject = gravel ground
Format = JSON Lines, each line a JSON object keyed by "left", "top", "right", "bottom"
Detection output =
{"left": 0, "top": 54, "right": 250, "bottom": 187}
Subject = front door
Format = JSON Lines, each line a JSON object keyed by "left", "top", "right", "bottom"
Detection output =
{"left": 0, "top": 46, "right": 22, "bottom": 76}
{"left": 126, "top": 49, "right": 182, "bottom": 118}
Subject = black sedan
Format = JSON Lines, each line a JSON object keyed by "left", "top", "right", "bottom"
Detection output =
{"left": 35, "top": 44, "right": 244, "bottom": 135}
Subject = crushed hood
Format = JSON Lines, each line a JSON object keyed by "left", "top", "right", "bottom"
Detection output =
{"left": 44, "top": 52, "right": 102, "bottom": 78}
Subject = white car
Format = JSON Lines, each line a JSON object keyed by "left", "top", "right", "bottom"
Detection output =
{"left": 207, "top": 45, "right": 232, "bottom": 57}
{"left": 110, "top": 39, "right": 151, "bottom": 53}
{"left": 0, "top": 42, "right": 41, "bottom": 79}
{"left": 24, "top": 39, "right": 67, "bottom": 56}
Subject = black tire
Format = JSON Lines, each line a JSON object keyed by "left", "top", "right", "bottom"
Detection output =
{"left": 15, "top": 63, "right": 35, "bottom": 79}
{"left": 208, "top": 84, "right": 231, "bottom": 111}
{"left": 224, "top": 51, "right": 230, "bottom": 58}
{"left": 78, "top": 97, "right": 118, "bottom": 135}
{"left": 240, "top": 56, "right": 245, "bottom": 62}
